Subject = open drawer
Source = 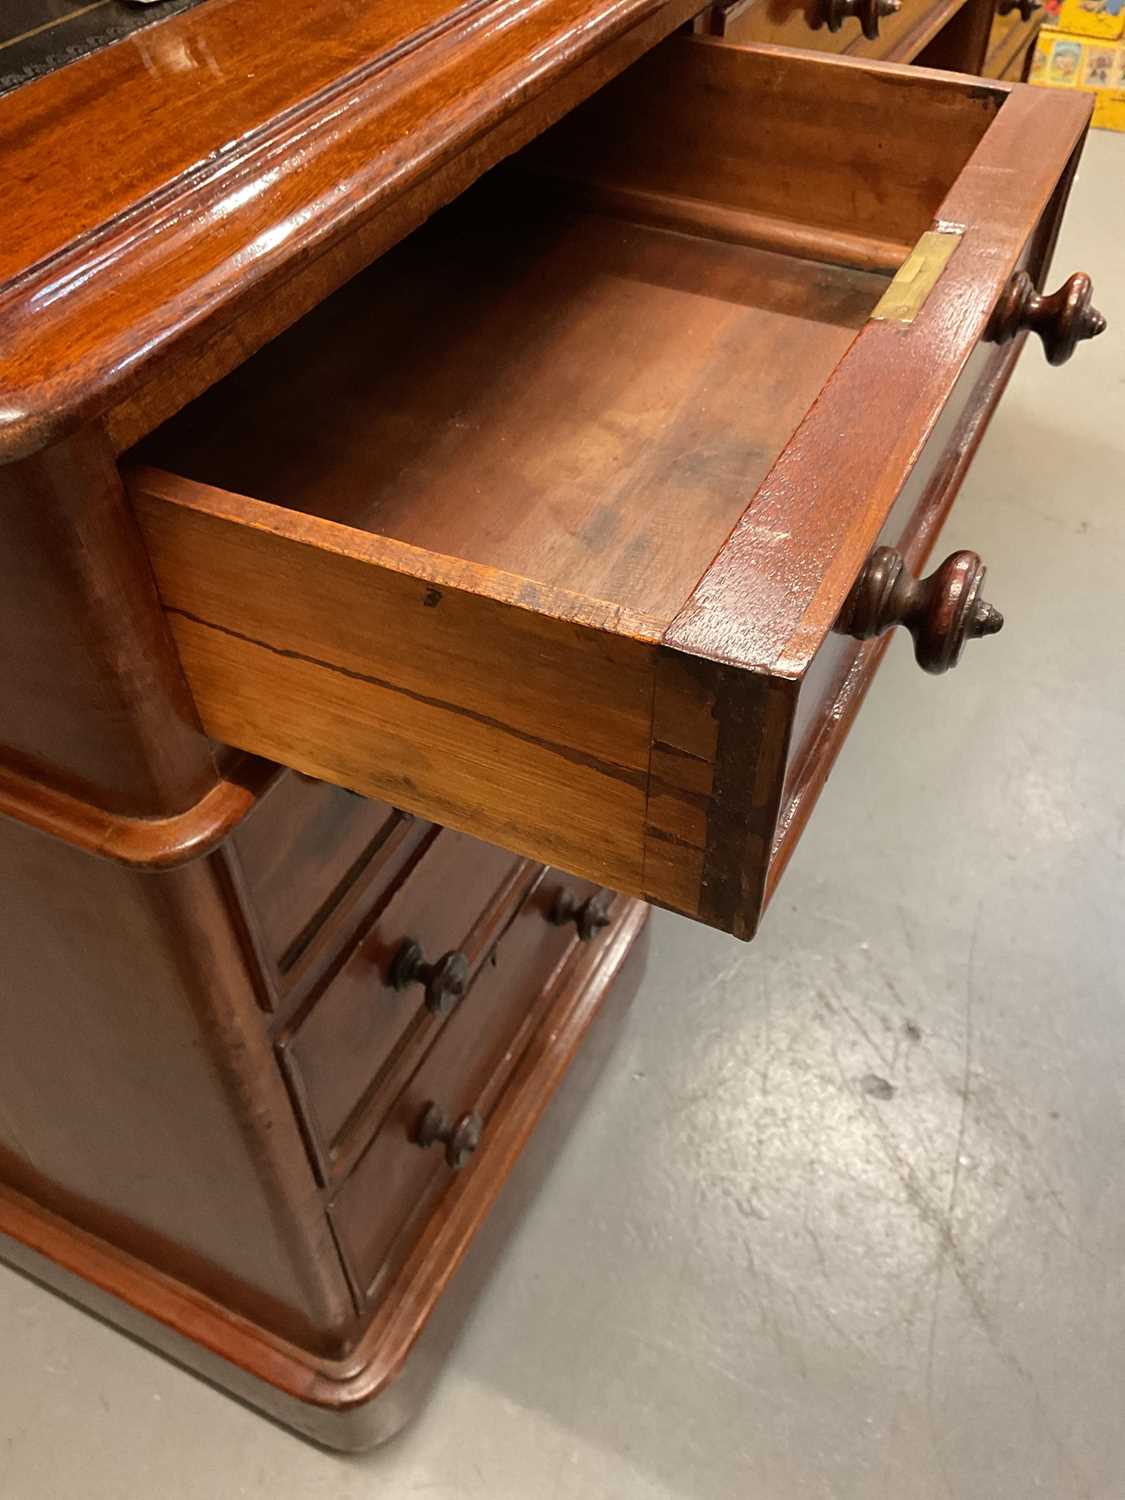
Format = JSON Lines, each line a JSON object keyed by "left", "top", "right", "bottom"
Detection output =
{"left": 128, "top": 39, "right": 1100, "bottom": 940}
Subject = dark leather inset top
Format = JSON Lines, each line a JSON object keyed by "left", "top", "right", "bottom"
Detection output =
{"left": 0, "top": 0, "right": 209, "bottom": 97}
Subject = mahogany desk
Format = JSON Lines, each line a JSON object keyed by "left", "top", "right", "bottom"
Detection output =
{"left": 0, "top": 0, "right": 1103, "bottom": 1449}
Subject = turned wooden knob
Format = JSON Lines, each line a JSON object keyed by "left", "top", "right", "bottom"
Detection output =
{"left": 990, "top": 271, "right": 1106, "bottom": 366}
{"left": 835, "top": 547, "right": 1003, "bottom": 674}
{"left": 549, "top": 887, "right": 612, "bottom": 941}
{"left": 414, "top": 1103, "right": 482, "bottom": 1169}
{"left": 389, "top": 940, "right": 469, "bottom": 1015}
{"left": 997, "top": 0, "right": 1041, "bottom": 19}
{"left": 822, "top": 0, "right": 901, "bottom": 38}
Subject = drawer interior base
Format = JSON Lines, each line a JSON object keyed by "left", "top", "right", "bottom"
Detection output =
{"left": 144, "top": 183, "right": 889, "bottom": 626}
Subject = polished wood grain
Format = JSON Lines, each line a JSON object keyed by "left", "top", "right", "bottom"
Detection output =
{"left": 0, "top": 894, "right": 648, "bottom": 1449}
{"left": 142, "top": 189, "right": 883, "bottom": 615}
{"left": 230, "top": 775, "right": 403, "bottom": 973}
{"left": 915, "top": 0, "right": 995, "bottom": 70}
{"left": 0, "top": 426, "right": 217, "bottom": 820}
{"left": 263, "top": 815, "right": 435, "bottom": 1025}
{"left": 518, "top": 39, "right": 1002, "bottom": 267}
{"left": 981, "top": 0, "right": 1043, "bottom": 76}
{"left": 766, "top": 336, "right": 1023, "bottom": 900}
{"left": 0, "top": 753, "right": 280, "bottom": 869}
{"left": 0, "top": 0, "right": 701, "bottom": 464}
{"left": 0, "top": 0, "right": 1097, "bottom": 1453}
{"left": 835, "top": 546, "right": 1004, "bottom": 672}
{"left": 990, "top": 269, "right": 1106, "bottom": 364}
{"left": 0, "top": 813, "right": 356, "bottom": 1354}
{"left": 709, "top": 0, "right": 972, "bottom": 62}
{"left": 131, "top": 464, "right": 661, "bottom": 893}
{"left": 657, "top": 43, "right": 1091, "bottom": 935}
{"left": 660, "top": 53, "right": 1086, "bottom": 680}
{"left": 132, "top": 40, "right": 1094, "bottom": 939}
{"left": 765, "top": 123, "right": 1078, "bottom": 898}
{"left": 282, "top": 830, "right": 527, "bottom": 1171}
{"left": 330, "top": 871, "right": 603, "bottom": 1303}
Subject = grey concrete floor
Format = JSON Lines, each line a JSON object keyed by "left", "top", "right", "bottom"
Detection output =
{"left": 2, "top": 131, "right": 1123, "bottom": 1500}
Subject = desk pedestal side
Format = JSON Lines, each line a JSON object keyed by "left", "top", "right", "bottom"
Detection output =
{"left": 0, "top": 787, "right": 648, "bottom": 1447}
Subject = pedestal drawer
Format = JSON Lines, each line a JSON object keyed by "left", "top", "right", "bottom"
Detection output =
{"left": 705, "top": 0, "right": 961, "bottom": 63}
{"left": 230, "top": 772, "right": 405, "bottom": 984}
{"left": 982, "top": 0, "right": 1042, "bottom": 77}
{"left": 329, "top": 871, "right": 608, "bottom": 1302}
{"left": 280, "top": 829, "right": 528, "bottom": 1175}
{"left": 129, "top": 40, "right": 1101, "bottom": 942}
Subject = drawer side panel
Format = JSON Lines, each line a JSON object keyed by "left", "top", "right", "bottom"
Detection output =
{"left": 130, "top": 474, "right": 657, "bottom": 897}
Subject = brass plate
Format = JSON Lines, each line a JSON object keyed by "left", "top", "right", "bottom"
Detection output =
{"left": 870, "top": 228, "right": 964, "bottom": 325}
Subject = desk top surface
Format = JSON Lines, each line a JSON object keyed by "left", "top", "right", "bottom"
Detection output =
{"left": 0, "top": 1, "right": 208, "bottom": 98}
{"left": 0, "top": 0, "right": 692, "bottom": 463}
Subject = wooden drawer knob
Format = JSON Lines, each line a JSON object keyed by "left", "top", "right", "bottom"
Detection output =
{"left": 990, "top": 271, "right": 1106, "bottom": 366}
{"left": 822, "top": 0, "right": 901, "bottom": 38}
{"left": 549, "top": 887, "right": 612, "bottom": 941}
{"left": 414, "top": 1103, "right": 482, "bottom": 1169}
{"left": 389, "top": 940, "right": 469, "bottom": 1015}
{"left": 836, "top": 547, "right": 1003, "bottom": 674}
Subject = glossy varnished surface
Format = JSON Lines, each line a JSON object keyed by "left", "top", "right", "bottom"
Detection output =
{"left": 0, "top": 0, "right": 207, "bottom": 97}
{"left": 0, "top": 814, "right": 356, "bottom": 1354}
{"left": 0, "top": 889, "right": 649, "bottom": 1448}
{"left": 0, "top": 0, "right": 680, "bottom": 1405}
{"left": 711, "top": 0, "right": 970, "bottom": 62}
{"left": 329, "top": 871, "right": 600, "bottom": 1302}
{"left": 1, "top": 133, "right": 1118, "bottom": 1483}
{"left": 283, "top": 828, "right": 526, "bottom": 1165}
{"left": 230, "top": 774, "right": 402, "bottom": 974}
{"left": 131, "top": 43, "right": 1094, "bottom": 939}
{"left": 0, "top": 0, "right": 1107, "bottom": 1465}
{"left": 0, "top": 0, "right": 701, "bottom": 459}
{"left": 0, "top": 0, "right": 498, "bottom": 282}
{"left": 0, "top": 427, "right": 218, "bottom": 821}
{"left": 522, "top": 37, "right": 1002, "bottom": 267}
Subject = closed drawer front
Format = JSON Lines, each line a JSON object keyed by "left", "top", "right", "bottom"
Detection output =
{"left": 329, "top": 869, "right": 606, "bottom": 1301}
{"left": 982, "top": 0, "right": 1043, "bottom": 77}
{"left": 281, "top": 828, "right": 527, "bottom": 1171}
{"left": 231, "top": 772, "right": 404, "bottom": 978}
{"left": 130, "top": 40, "right": 1099, "bottom": 942}
{"left": 709, "top": 0, "right": 956, "bottom": 61}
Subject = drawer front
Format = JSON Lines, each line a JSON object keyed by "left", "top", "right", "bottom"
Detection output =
{"left": 231, "top": 773, "right": 403, "bottom": 973}
{"left": 710, "top": 0, "right": 957, "bottom": 60}
{"left": 281, "top": 829, "right": 528, "bottom": 1169}
{"left": 131, "top": 41, "right": 1097, "bottom": 943}
{"left": 329, "top": 871, "right": 605, "bottom": 1300}
{"left": 982, "top": 2, "right": 1042, "bottom": 77}
{"left": 767, "top": 137, "right": 1078, "bottom": 897}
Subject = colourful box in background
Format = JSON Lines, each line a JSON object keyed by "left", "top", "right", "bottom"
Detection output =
{"left": 1092, "top": 87, "right": 1125, "bottom": 124}
{"left": 1034, "top": 32, "right": 1085, "bottom": 78}
{"left": 1081, "top": 40, "right": 1120, "bottom": 80}
{"left": 1051, "top": 0, "right": 1124, "bottom": 38}
{"left": 1032, "top": 29, "right": 1125, "bottom": 127}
